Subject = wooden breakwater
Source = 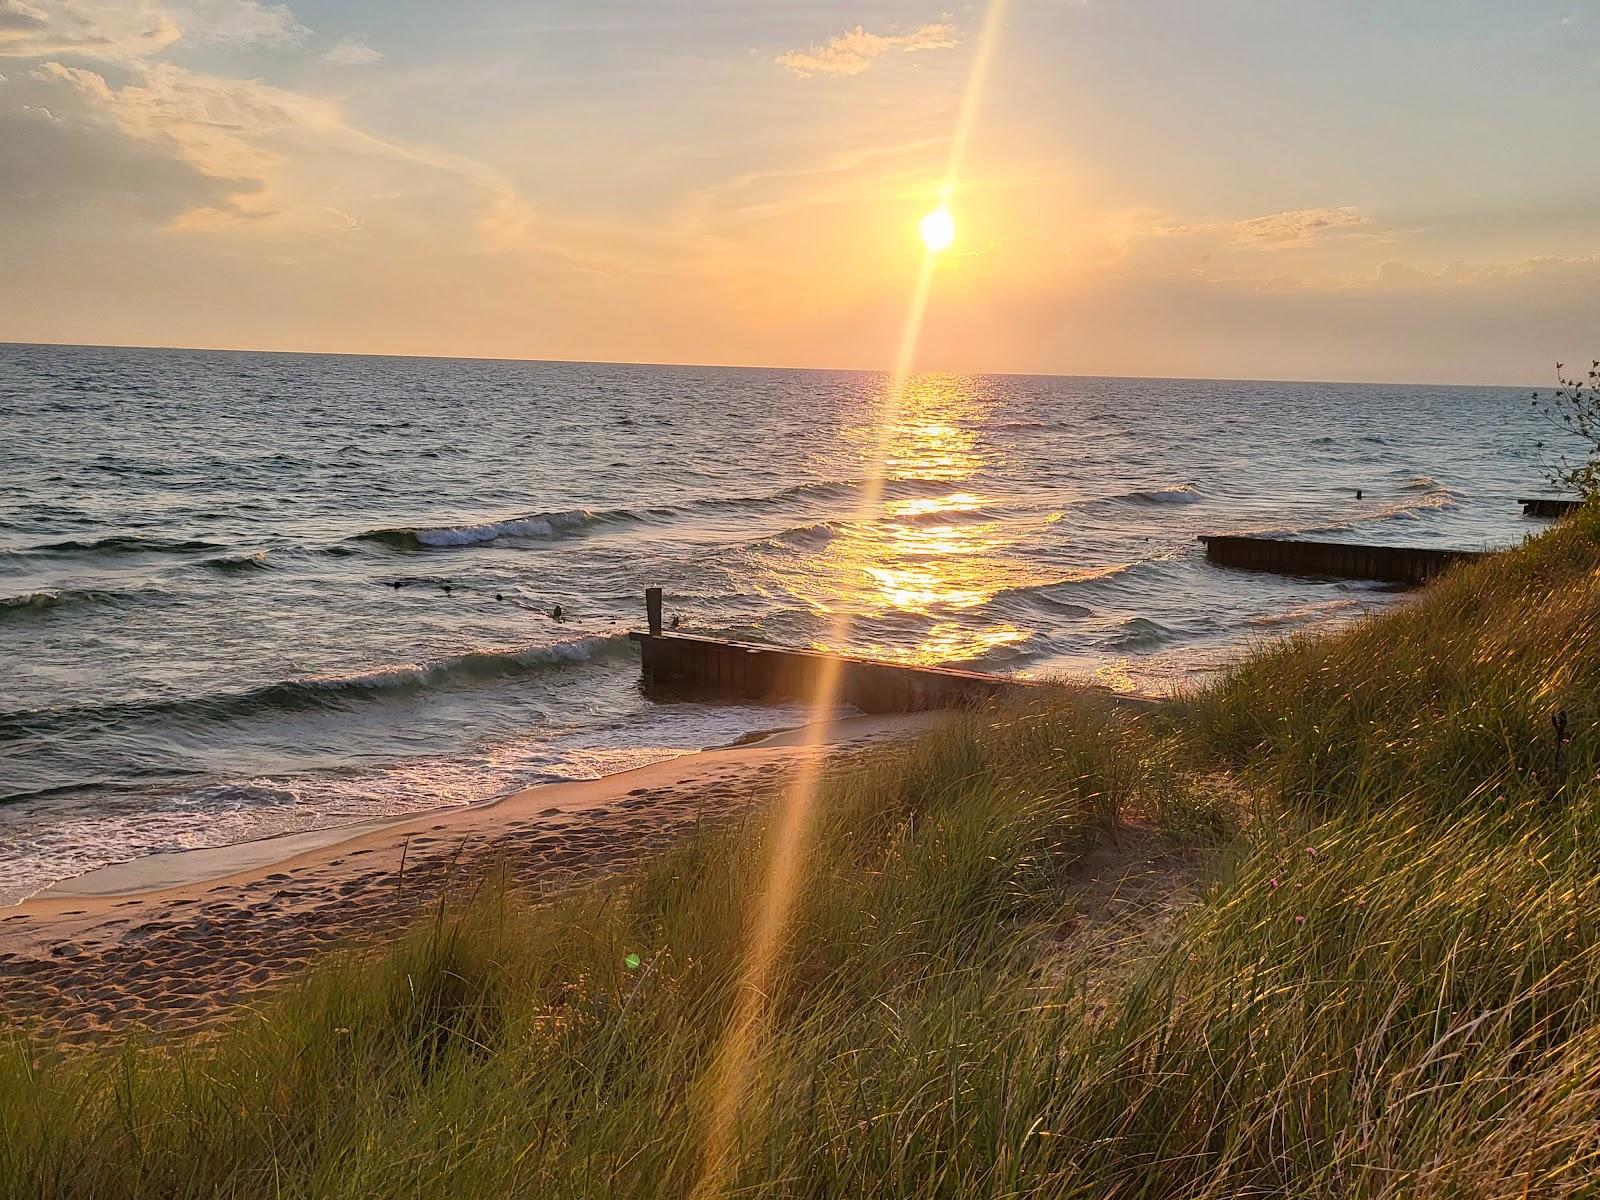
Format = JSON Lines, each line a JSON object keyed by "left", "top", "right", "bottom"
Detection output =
{"left": 630, "top": 631, "right": 1022, "bottom": 713}
{"left": 1520, "top": 497, "right": 1584, "bottom": 519}
{"left": 1198, "top": 535, "right": 1486, "bottom": 585}
{"left": 631, "top": 587, "right": 1025, "bottom": 713}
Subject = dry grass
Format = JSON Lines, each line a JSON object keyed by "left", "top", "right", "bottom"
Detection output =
{"left": 2, "top": 508, "right": 1597, "bottom": 1198}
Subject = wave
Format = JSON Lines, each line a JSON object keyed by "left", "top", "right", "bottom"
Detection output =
{"left": 0, "top": 583, "right": 161, "bottom": 619}
{"left": 23, "top": 534, "right": 225, "bottom": 557}
{"left": 1397, "top": 473, "right": 1444, "bottom": 493}
{"left": 756, "top": 521, "right": 841, "bottom": 551}
{"left": 357, "top": 509, "right": 616, "bottom": 550}
{"left": 356, "top": 478, "right": 962, "bottom": 553}
{"left": 200, "top": 550, "right": 275, "bottom": 572}
{"left": 1118, "top": 484, "right": 1204, "bottom": 506}
{"left": 1102, "top": 616, "right": 1177, "bottom": 650}
{"left": 1221, "top": 481, "right": 1461, "bottom": 540}
{"left": 1247, "top": 598, "right": 1363, "bottom": 629}
{"left": 992, "top": 561, "right": 1153, "bottom": 612}
{"left": 0, "top": 634, "right": 637, "bottom": 743}
{"left": 1367, "top": 482, "right": 1458, "bottom": 522}
{"left": 0, "top": 590, "right": 65, "bottom": 615}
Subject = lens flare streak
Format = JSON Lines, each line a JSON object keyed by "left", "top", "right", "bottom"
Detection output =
{"left": 691, "top": 2, "right": 1011, "bottom": 1195}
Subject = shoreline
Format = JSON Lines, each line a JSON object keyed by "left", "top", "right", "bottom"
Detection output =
{"left": 28, "top": 719, "right": 807, "bottom": 904}
{"left": 0, "top": 711, "right": 944, "bottom": 1040}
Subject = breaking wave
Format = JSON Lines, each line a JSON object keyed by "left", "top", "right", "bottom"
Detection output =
{"left": 1118, "top": 484, "right": 1204, "bottom": 506}
{"left": 0, "top": 634, "right": 637, "bottom": 744}
{"left": 358, "top": 509, "right": 616, "bottom": 549}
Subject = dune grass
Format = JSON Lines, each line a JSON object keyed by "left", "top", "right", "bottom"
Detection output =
{"left": 3, "top": 509, "right": 1597, "bottom": 1198}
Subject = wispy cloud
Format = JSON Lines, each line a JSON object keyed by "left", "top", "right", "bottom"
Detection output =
{"left": 0, "top": 0, "right": 306, "bottom": 59}
{"left": 322, "top": 35, "right": 381, "bottom": 66}
{"left": 775, "top": 22, "right": 958, "bottom": 78}
{"left": 167, "top": 0, "right": 307, "bottom": 46}
{"left": 1161, "top": 206, "right": 1379, "bottom": 250}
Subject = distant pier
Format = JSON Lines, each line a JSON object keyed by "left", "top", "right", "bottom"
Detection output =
{"left": 1198, "top": 534, "right": 1485, "bottom": 585}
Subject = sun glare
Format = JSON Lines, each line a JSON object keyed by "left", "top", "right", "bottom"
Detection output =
{"left": 919, "top": 207, "right": 955, "bottom": 254}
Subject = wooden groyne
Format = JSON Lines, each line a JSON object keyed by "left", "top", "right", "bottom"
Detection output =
{"left": 631, "top": 587, "right": 1024, "bottom": 713}
{"left": 1198, "top": 535, "right": 1485, "bottom": 585}
{"left": 1520, "top": 497, "right": 1584, "bottom": 519}
{"left": 630, "top": 632, "right": 1021, "bottom": 713}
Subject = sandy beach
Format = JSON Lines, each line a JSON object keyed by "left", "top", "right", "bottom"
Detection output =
{"left": 0, "top": 712, "right": 942, "bottom": 1043}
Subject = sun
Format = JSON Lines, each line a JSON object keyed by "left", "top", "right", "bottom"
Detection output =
{"left": 919, "top": 207, "right": 955, "bottom": 254}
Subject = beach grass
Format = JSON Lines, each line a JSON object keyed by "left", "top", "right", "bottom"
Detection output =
{"left": 3, "top": 508, "right": 1597, "bottom": 1198}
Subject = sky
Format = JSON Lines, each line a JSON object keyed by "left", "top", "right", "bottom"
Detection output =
{"left": 1, "top": 0, "right": 1596, "bottom": 384}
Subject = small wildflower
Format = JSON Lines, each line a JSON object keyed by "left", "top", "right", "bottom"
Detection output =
{"left": 1295, "top": 915, "right": 1307, "bottom": 925}
{"left": 1305, "top": 846, "right": 1317, "bottom": 858}
{"left": 1268, "top": 877, "right": 1280, "bottom": 890}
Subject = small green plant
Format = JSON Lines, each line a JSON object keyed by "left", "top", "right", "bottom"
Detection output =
{"left": 1532, "top": 359, "right": 1600, "bottom": 501}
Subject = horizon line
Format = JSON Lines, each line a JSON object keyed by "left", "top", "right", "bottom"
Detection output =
{"left": 0, "top": 338, "right": 1545, "bottom": 393}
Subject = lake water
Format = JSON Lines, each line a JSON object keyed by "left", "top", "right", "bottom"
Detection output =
{"left": 0, "top": 344, "right": 1563, "bottom": 901}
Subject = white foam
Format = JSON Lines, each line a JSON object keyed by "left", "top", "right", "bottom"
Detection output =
{"left": 412, "top": 509, "right": 596, "bottom": 547}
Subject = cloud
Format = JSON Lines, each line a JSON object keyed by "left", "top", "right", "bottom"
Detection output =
{"left": 0, "top": 0, "right": 180, "bottom": 60}
{"left": 37, "top": 60, "right": 321, "bottom": 194}
{"left": 0, "top": 0, "right": 305, "bottom": 60}
{"left": 0, "top": 0, "right": 45, "bottom": 32}
{"left": 1368, "top": 254, "right": 1600, "bottom": 291}
{"left": 322, "top": 36, "right": 381, "bottom": 66}
{"left": 166, "top": 0, "right": 308, "bottom": 45}
{"left": 0, "top": 80, "right": 233, "bottom": 222}
{"left": 28, "top": 54, "right": 565, "bottom": 252}
{"left": 1161, "top": 206, "right": 1379, "bottom": 250}
{"left": 776, "top": 22, "right": 958, "bottom": 78}
{"left": 1224, "top": 206, "right": 1377, "bottom": 247}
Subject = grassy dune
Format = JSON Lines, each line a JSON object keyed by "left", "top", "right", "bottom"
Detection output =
{"left": 4, "top": 510, "right": 1598, "bottom": 1198}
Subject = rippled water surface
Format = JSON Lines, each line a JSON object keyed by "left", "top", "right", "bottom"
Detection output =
{"left": 0, "top": 344, "right": 1562, "bottom": 900}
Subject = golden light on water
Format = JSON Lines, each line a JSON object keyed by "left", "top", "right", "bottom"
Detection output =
{"left": 919, "top": 206, "right": 956, "bottom": 254}
{"left": 692, "top": 4, "right": 1010, "bottom": 1195}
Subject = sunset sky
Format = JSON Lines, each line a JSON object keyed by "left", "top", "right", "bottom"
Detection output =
{"left": 2, "top": 0, "right": 1596, "bottom": 383}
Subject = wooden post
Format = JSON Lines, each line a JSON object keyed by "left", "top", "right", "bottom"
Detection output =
{"left": 645, "top": 587, "right": 663, "bottom": 635}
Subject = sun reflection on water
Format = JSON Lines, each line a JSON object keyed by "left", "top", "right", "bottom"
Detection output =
{"left": 809, "top": 373, "right": 1048, "bottom": 665}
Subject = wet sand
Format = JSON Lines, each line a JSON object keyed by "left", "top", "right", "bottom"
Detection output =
{"left": 0, "top": 713, "right": 941, "bottom": 1043}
